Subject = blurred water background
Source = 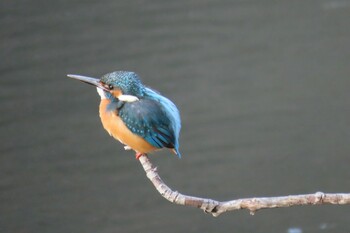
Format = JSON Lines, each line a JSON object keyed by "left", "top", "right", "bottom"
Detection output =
{"left": 1, "top": 0, "right": 350, "bottom": 232}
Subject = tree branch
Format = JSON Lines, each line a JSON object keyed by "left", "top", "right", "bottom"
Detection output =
{"left": 138, "top": 155, "right": 350, "bottom": 217}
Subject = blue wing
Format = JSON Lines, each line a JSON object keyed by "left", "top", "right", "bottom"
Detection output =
{"left": 118, "top": 97, "right": 180, "bottom": 156}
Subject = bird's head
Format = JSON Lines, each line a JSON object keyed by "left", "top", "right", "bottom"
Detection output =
{"left": 68, "top": 71, "right": 145, "bottom": 102}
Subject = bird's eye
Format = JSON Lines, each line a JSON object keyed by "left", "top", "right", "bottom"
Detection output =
{"left": 108, "top": 84, "right": 114, "bottom": 90}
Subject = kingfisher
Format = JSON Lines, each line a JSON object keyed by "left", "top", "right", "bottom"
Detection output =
{"left": 67, "top": 71, "right": 181, "bottom": 159}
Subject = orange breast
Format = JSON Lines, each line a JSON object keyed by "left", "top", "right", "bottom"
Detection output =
{"left": 99, "top": 99, "right": 157, "bottom": 154}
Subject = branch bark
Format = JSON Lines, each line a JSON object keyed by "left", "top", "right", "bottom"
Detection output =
{"left": 138, "top": 155, "right": 350, "bottom": 217}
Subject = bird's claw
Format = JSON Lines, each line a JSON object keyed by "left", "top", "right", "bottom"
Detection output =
{"left": 135, "top": 153, "right": 145, "bottom": 160}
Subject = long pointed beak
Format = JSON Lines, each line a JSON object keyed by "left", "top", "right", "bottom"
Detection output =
{"left": 67, "top": 74, "right": 108, "bottom": 91}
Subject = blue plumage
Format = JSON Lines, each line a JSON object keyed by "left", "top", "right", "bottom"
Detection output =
{"left": 101, "top": 71, "right": 145, "bottom": 97}
{"left": 119, "top": 100, "right": 174, "bottom": 147}
{"left": 104, "top": 71, "right": 181, "bottom": 158}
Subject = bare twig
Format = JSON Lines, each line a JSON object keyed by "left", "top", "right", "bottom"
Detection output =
{"left": 138, "top": 155, "right": 350, "bottom": 217}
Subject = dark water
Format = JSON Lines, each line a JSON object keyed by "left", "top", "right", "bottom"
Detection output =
{"left": 1, "top": 1, "right": 350, "bottom": 232}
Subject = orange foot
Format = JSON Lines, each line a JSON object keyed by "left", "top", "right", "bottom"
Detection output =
{"left": 135, "top": 152, "right": 146, "bottom": 160}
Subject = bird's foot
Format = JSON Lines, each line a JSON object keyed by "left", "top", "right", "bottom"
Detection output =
{"left": 124, "top": 145, "right": 132, "bottom": 150}
{"left": 135, "top": 152, "right": 146, "bottom": 160}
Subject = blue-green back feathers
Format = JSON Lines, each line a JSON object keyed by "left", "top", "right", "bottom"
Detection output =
{"left": 118, "top": 99, "right": 177, "bottom": 150}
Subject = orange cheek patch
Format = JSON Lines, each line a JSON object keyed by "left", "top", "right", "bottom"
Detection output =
{"left": 111, "top": 89, "right": 122, "bottom": 98}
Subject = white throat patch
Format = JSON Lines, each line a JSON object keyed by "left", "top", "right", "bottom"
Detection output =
{"left": 96, "top": 87, "right": 108, "bottom": 99}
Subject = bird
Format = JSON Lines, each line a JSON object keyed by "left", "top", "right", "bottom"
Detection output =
{"left": 67, "top": 71, "right": 181, "bottom": 159}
